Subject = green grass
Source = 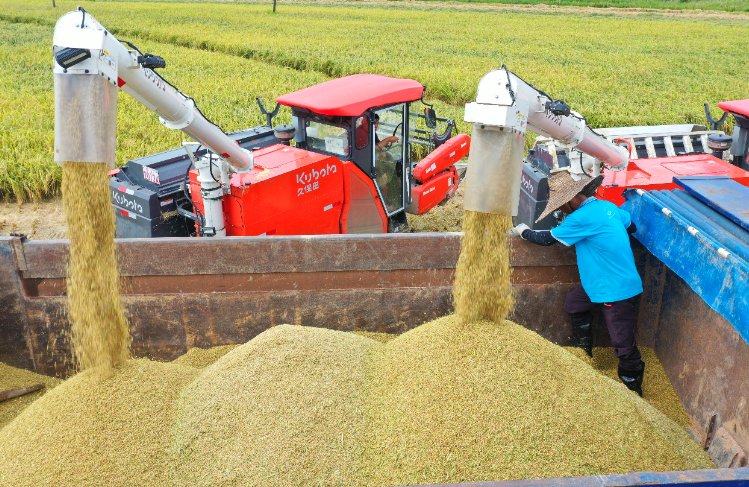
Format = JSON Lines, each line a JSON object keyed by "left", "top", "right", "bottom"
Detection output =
{"left": 2, "top": 0, "right": 748, "bottom": 200}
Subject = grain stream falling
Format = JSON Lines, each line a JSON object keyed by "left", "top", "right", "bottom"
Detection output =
{"left": 62, "top": 162, "right": 130, "bottom": 371}
{"left": 454, "top": 210, "right": 514, "bottom": 325}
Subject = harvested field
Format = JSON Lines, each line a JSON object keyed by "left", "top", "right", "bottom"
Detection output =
{"left": 0, "top": 199, "right": 66, "bottom": 239}
{"left": 0, "top": 319, "right": 712, "bottom": 486}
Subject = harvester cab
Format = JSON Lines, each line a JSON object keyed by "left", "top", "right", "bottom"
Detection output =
{"left": 275, "top": 74, "right": 465, "bottom": 232}
{"left": 276, "top": 75, "right": 423, "bottom": 231}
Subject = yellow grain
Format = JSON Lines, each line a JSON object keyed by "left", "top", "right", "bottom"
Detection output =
{"left": 453, "top": 210, "right": 514, "bottom": 325}
{"left": 62, "top": 162, "right": 130, "bottom": 372}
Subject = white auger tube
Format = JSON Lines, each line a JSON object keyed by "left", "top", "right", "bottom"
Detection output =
{"left": 463, "top": 68, "right": 630, "bottom": 216}
{"left": 53, "top": 9, "right": 253, "bottom": 172}
{"left": 53, "top": 9, "right": 253, "bottom": 236}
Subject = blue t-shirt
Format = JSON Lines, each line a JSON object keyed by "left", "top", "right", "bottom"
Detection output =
{"left": 551, "top": 198, "right": 643, "bottom": 303}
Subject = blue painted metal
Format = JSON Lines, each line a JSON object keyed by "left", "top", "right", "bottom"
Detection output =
{"left": 621, "top": 186, "right": 749, "bottom": 345}
{"left": 673, "top": 176, "right": 749, "bottom": 232}
{"left": 407, "top": 467, "right": 749, "bottom": 486}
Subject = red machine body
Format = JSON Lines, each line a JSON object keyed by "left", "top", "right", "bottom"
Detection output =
{"left": 189, "top": 145, "right": 389, "bottom": 236}
{"left": 413, "top": 134, "right": 470, "bottom": 184}
{"left": 407, "top": 134, "right": 469, "bottom": 215}
{"left": 408, "top": 166, "right": 460, "bottom": 215}
{"left": 599, "top": 153, "right": 749, "bottom": 205}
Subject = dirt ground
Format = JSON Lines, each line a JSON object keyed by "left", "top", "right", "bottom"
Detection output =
{"left": 0, "top": 188, "right": 464, "bottom": 240}
{"left": 0, "top": 200, "right": 68, "bottom": 240}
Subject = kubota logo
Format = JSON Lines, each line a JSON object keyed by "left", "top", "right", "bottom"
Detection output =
{"left": 296, "top": 163, "right": 338, "bottom": 197}
{"left": 296, "top": 163, "right": 337, "bottom": 185}
{"left": 112, "top": 191, "right": 143, "bottom": 214}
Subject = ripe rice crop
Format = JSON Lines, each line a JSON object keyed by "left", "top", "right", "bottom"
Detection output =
{"left": 2, "top": 0, "right": 749, "bottom": 200}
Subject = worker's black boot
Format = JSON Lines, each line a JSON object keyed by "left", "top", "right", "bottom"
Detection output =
{"left": 618, "top": 361, "right": 645, "bottom": 397}
{"left": 571, "top": 319, "right": 593, "bottom": 357}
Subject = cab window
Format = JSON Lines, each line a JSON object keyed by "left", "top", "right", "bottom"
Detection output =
{"left": 306, "top": 121, "right": 349, "bottom": 157}
{"left": 355, "top": 116, "right": 369, "bottom": 149}
{"left": 373, "top": 105, "right": 406, "bottom": 215}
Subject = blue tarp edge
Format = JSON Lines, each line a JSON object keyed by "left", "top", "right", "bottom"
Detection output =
{"left": 621, "top": 190, "right": 749, "bottom": 346}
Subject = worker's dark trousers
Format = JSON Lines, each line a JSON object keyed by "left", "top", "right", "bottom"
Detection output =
{"left": 564, "top": 285, "right": 642, "bottom": 370}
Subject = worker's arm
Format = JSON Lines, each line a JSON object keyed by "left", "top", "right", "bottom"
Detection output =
{"left": 522, "top": 229, "right": 558, "bottom": 246}
{"left": 376, "top": 136, "right": 399, "bottom": 149}
{"left": 511, "top": 224, "right": 559, "bottom": 246}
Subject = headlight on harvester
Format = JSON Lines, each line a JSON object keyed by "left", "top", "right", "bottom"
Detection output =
{"left": 54, "top": 47, "right": 92, "bottom": 69}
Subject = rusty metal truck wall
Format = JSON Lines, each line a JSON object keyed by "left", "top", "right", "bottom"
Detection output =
{"left": 0, "top": 234, "right": 579, "bottom": 378}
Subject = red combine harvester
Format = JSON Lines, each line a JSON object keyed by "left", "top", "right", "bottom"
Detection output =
{"left": 110, "top": 74, "right": 468, "bottom": 237}
{"left": 514, "top": 103, "right": 749, "bottom": 229}
{"left": 188, "top": 75, "right": 467, "bottom": 236}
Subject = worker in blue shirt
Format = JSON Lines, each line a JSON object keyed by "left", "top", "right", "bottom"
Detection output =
{"left": 511, "top": 172, "right": 645, "bottom": 396}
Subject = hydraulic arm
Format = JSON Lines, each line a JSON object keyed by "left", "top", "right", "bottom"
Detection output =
{"left": 463, "top": 67, "right": 630, "bottom": 216}
{"left": 53, "top": 7, "right": 253, "bottom": 236}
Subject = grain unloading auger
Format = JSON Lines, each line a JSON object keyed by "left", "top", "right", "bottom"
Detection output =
{"left": 53, "top": 8, "right": 254, "bottom": 236}
{"left": 53, "top": 7, "right": 469, "bottom": 238}
{"left": 463, "top": 66, "right": 631, "bottom": 216}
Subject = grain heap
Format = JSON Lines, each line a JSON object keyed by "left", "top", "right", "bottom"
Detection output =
{"left": 360, "top": 317, "right": 711, "bottom": 485}
{"left": 0, "top": 360, "right": 200, "bottom": 486}
{"left": 0, "top": 363, "right": 61, "bottom": 429}
{"left": 61, "top": 162, "right": 130, "bottom": 371}
{"left": 453, "top": 210, "right": 514, "bottom": 324}
{"left": 0, "top": 321, "right": 712, "bottom": 486}
{"left": 565, "top": 346, "right": 691, "bottom": 428}
{"left": 170, "top": 344, "right": 239, "bottom": 368}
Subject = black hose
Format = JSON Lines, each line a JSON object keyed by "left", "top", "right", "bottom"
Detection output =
{"left": 208, "top": 154, "right": 220, "bottom": 183}
{"left": 182, "top": 158, "right": 204, "bottom": 234}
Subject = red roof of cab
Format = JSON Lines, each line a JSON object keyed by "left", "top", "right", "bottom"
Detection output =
{"left": 718, "top": 99, "right": 749, "bottom": 118}
{"left": 276, "top": 74, "right": 425, "bottom": 117}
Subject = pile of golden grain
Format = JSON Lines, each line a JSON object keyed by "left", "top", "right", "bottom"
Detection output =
{"left": 0, "top": 320, "right": 712, "bottom": 487}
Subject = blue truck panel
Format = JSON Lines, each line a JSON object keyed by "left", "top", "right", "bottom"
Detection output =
{"left": 674, "top": 176, "right": 749, "bottom": 232}
{"left": 621, "top": 180, "right": 749, "bottom": 345}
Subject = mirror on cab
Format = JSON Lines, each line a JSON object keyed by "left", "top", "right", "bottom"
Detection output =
{"left": 424, "top": 107, "right": 437, "bottom": 129}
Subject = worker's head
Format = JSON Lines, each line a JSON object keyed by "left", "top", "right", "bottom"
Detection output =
{"left": 535, "top": 173, "right": 604, "bottom": 223}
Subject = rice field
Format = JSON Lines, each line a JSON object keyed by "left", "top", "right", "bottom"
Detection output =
{"left": 2, "top": 0, "right": 749, "bottom": 200}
